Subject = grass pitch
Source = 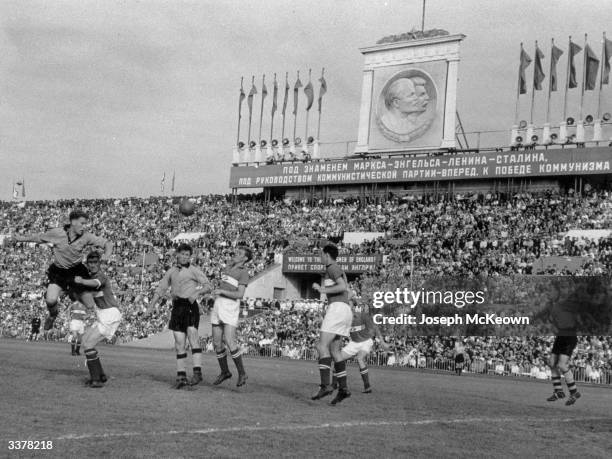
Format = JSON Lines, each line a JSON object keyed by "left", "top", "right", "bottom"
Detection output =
{"left": 0, "top": 339, "right": 611, "bottom": 458}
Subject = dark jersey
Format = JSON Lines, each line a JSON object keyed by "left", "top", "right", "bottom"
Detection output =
{"left": 31, "top": 318, "right": 41, "bottom": 329}
{"left": 324, "top": 262, "right": 348, "bottom": 304}
{"left": 91, "top": 272, "right": 120, "bottom": 309}
{"left": 349, "top": 310, "right": 376, "bottom": 342}
{"left": 220, "top": 265, "right": 249, "bottom": 292}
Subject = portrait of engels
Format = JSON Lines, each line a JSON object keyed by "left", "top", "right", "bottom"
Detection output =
{"left": 377, "top": 73, "right": 436, "bottom": 142}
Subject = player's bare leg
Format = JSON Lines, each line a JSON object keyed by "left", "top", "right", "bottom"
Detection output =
{"left": 186, "top": 326, "right": 203, "bottom": 386}
{"left": 212, "top": 324, "right": 232, "bottom": 385}
{"left": 312, "top": 331, "right": 337, "bottom": 400}
{"left": 330, "top": 337, "right": 351, "bottom": 405}
{"left": 173, "top": 331, "right": 189, "bottom": 389}
{"left": 223, "top": 324, "right": 247, "bottom": 386}
{"left": 547, "top": 354, "right": 565, "bottom": 401}
{"left": 82, "top": 327, "right": 107, "bottom": 388}
{"left": 43, "top": 284, "right": 63, "bottom": 333}
{"left": 356, "top": 351, "right": 371, "bottom": 393}
{"left": 558, "top": 354, "right": 581, "bottom": 405}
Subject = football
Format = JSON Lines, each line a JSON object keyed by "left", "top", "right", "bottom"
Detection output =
{"left": 178, "top": 199, "right": 196, "bottom": 216}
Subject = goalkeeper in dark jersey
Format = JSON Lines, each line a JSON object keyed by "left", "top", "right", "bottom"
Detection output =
{"left": 334, "top": 295, "right": 390, "bottom": 393}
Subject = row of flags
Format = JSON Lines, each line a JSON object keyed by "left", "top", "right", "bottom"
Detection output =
{"left": 516, "top": 33, "right": 612, "bottom": 125}
{"left": 236, "top": 68, "right": 328, "bottom": 149}
{"left": 160, "top": 171, "right": 175, "bottom": 193}
{"left": 12, "top": 180, "right": 26, "bottom": 200}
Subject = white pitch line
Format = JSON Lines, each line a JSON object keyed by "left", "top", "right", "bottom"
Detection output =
{"left": 52, "top": 416, "right": 611, "bottom": 442}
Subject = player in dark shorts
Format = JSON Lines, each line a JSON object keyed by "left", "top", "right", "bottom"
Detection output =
{"left": 312, "top": 243, "right": 353, "bottom": 404}
{"left": 28, "top": 316, "right": 41, "bottom": 341}
{"left": 453, "top": 340, "right": 466, "bottom": 376}
{"left": 547, "top": 286, "right": 581, "bottom": 406}
{"left": 148, "top": 243, "right": 213, "bottom": 389}
{"left": 73, "top": 252, "right": 123, "bottom": 388}
{"left": 210, "top": 246, "right": 251, "bottom": 387}
{"left": 9, "top": 210, "right": 113, "bottom": 333}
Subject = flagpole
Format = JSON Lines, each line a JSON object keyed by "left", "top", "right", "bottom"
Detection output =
{"left": 282, "top": 72, "right": 288, "bottom": 141}
{"left": 293, "top": 70, "right": 300, "bottom": 142}
{"left": 140, "top": 250, "right": 145, "bottom": 293}
{"left": 580, "top": 34, "right": 587, "bottom": 121}
{"left": 248, "top": 75, "right": 254, "bottom": 147}
{"left": 317, "top": 68, "right": 325, "bottom": 139}
{"left": 546, "top": 39, "right": 554, "bottom": 124}
{"left": 514, "top": 43, "right": 523, "bottom": 126}
{"left": 563, "top": 36, "right": 572, "bottom": 121}
{"left": 270, "top": 73, "right": 276, "bottom": 141}
{"left": 237, "top": 76, "right": 243, "bottom": 146}
{"left": 305, "top": 69, "right": 311, "bottom": 141}
{"left": 597, "top": 32, "right": 606, "bottom": 119}
{"left": 259, "top": 74, "right": 265, "bottom": 143}
{"left": 529, "top": 41, "right": 538, "bottom": 124}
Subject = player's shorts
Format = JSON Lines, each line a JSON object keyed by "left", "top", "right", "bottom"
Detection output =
{"left": 69, "top": 319, "right": 85, "bottom": 334}
{"left": 31, "top": 326, "right": 40, "bottom": 334}
{"left": 552, "top": 335, "right": 578, "bottom": 357}
{"left": 47, "top": 263, "right": 89, "bottom": 293}
{"left": 342, "top": 338, "right": 374, "bottom": 357}
{"left": 94, "top": 307, "right": 122, "bottom": 339}
{"left": 321, "top": 302, "right": 352, "bottom": 337}
{"left": 169, "top": 298, "right": 200, "bottom": 333}
{"left": 211, "top": 297, "right": 240, "bottom": 328}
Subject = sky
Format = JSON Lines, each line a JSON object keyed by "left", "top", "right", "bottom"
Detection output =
{"left": 1, "top": 0, "right": 611, "bottom": 200}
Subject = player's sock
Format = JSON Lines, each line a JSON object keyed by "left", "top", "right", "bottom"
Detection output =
{"left": 334, "top": 360, "right": 348, "bottom": 390}
{"left": 318, "top": 357, "right": 332, "bottom": 387}
{"left": 75, "top": 341, "right": 81, "bottom": 355}
{"left": 564, "top": 370, "right": 578, "bottom": 395}
{"left": 552, "top": 375, "right": 563, "bottom": 393}
{"left": 71, "top": 342, "right": 76, "bottom": 354}
{"left": 216, "top": 349, "right": 230, "bottom": 374}
{"left": 85, "top": 348, "right": 103, "bottom": 382}
{"left": 192, "top": 348, "right": 202, "bottom": 375}
{"left": 230, "top": 348, "right": 245, "bottom": 376}
{"left": 359, "top": 366, "right": 370, "bottom": 389}
{"left": 176, "top": 353, "right": 187, "bottom": 378}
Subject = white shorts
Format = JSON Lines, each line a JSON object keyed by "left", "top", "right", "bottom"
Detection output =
{"left": 69, "top": 319, "right": 85, "bottom": 334}
{"left": 211, "top": 297, "right": 240, "bottom": 328}
{"left": 320, "top": 302, "right": 352, "bottom": 337}
{"left": 94, "top": 307, "right": 122, "bottom": 340}
{"left": 342, "top": 338, "right": 374, "bottom": 357}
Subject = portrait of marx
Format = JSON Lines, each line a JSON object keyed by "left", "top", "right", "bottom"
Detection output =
{"left": 376, "top": 70, "right": 436, "bottom": 143}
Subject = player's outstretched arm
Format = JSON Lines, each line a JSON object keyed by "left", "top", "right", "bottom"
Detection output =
{"left": 11, "top": 233, "right": 43, "bottom": 244}
{"left": 313, "top": 276, "right": 348, "bottom": 295}
{"left": 214, "top": 285, "right": 246, "bottom": 300}
{"left": 74, "top": 277, "right": 102, "bottom": 289}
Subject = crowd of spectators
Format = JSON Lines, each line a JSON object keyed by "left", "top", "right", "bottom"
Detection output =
{"left": 2, "top": 187, "right": 612, "bottom": 383}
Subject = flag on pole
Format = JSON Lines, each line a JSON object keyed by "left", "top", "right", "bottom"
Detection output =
{"left": 12, "top": 183, "right": 18, "bottom": 200}
{"left": 602, "top": 37, "right": 612, "bottom": 84}
{"left": 261, "top": 80, "right": 268, "bottom": 101}
{"left": 238, "top": 84, "right": 246, "bottom": 118}
{"left": 282, "top": 76, "right": 289, "bottom": 116}
{"left": 533, "top": 44, "right": 545, "bottom": 90}
{"left": 584, "top": 43, "right": 600, "bottom": 90}
{"left": 568, "top": 40, "right": 582, "bottom": 88}
{"left": 293, "top": 74, "right": 303, "bottom": 115}
{"left": 247, "top": 81, "right": 257, "bottom": 115}
{"left": 318, "top": 74, "right": 327, "bottom": 112}
{"left": 550, "top": 44, "right": 564, "bottom": 91}
{"left": 171, "top": 171, "right": 175, "bottom": 193}
{"left": 519, "top": 47, "right": 532, "bottom": 94}
{"left": 271, "top": 77, "right": 278, "bottom": 115}
{"left": 160, "top": 172, "right": 165, "bottom": 192}
{"left": 21, "top": 179, "right": 25, "bottom": 198}
{"left": 304, "top": 81, "right": 314, "bottom": 111}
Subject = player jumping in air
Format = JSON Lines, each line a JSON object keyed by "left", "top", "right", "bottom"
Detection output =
{"left": 68, "top": 301, "right": 87, "bottom": 355}
{"left": 312, "top": 243, "right": 353, "bottom": 405}
{"left": 333, "top": 296, "right": 390, "bottom": 394}
{"left": 73, "top": 252, "right": 123, "bottom": 388}
{"left": 148, "top": 243, "right": 213, "bottom": 389}
{"left": 9, "top": 210, "right": 113, "bottom": 333}
{"left": 210, "top": 246, "right": 251, "bottom": 387}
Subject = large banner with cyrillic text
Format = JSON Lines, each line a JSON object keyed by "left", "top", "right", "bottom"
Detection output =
{"left": 229, "top": 147, "right": 612, "bottom": 188}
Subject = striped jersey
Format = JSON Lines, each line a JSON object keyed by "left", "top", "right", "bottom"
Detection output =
{"left": 90, "top": 272, "right": 120, "bottom": 309}
{"left": 219, "top": 265, "right": 249, "bottom": 292}
{"left": 71, "top": 306, "right": 86, "bottom": 321}
{"left": 324, "top": 262, "right": 348, "bottom": 304}
{"left": 349, "top": 310, "right": 376, "bottom": 343}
